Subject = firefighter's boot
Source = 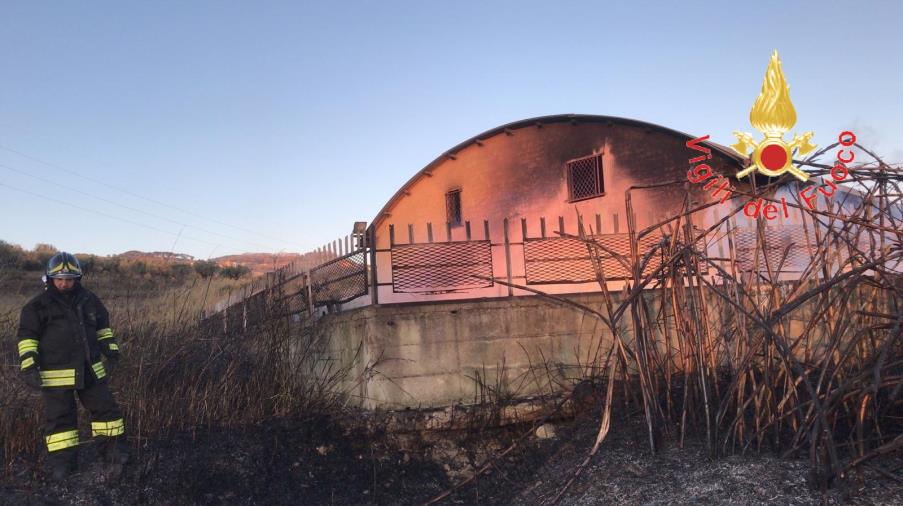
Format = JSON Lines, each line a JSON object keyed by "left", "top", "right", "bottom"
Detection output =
{"left": 98, "top": 436, "right": 129, "bottom": 479}
{"left": 46, "top": 450, "right": 77, "bottom": 481}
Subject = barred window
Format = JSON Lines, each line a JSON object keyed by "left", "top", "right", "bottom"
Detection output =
{"left": 566, "top": 154, "right": 604, "bottom": 201}
{"left": 446, "top": 189, "right": 462, "bottom": 226}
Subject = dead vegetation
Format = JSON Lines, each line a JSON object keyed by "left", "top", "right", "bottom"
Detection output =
{"left": 428, "top": 145, "right": 903, "bottom": 503}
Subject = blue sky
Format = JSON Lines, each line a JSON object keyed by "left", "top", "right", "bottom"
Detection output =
{"left": 1, "top": 1, "right": 900, "bottom": 259}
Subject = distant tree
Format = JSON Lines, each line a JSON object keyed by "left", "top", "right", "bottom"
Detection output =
{"left": 194, "top": 260, "right": 220, "bottom": 278}
{"left": 21, "top": 257, "right": 44, "bottom": 271}
{"left": 132, "top": 261, "right": 148, "bottom": 276}
{"left": 220, "top": 265, "right": 251, "bottom": 280}
{"left": 34, "top": 243, "right": 58, "bottom": 255}
{"left": 93, "top": 256, "right": 120, "bottom": 274}
{"left": 79, "top": 255, "right": 96, "bottom": 275}
{"left": 23, "top": 243, "right": 59, "bottom": 271}
{"left": 170, "top": 263, "right": 193, "bottom": 280}
{"left": 0, "top": 240, "right": 23, "bottom": 270}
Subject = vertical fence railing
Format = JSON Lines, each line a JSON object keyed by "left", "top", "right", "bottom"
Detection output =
{"left": 207, "top": 209, "right": 837, "bottom": 329}
{"left": 370, "top": 211, "right": 668, "bottom": 301}
{"left": 212, "top": 231, "right": 370, "bottom": 332}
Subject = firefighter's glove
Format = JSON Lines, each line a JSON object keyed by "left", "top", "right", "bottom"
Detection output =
{"left": 104, "top": 353, "right": 120, "bottom": 375}
{"left": 100, "top": 339, "right": 121, "bottom": 361}
{"left": 22, "top": 367, "right": 42, "bottom": 391}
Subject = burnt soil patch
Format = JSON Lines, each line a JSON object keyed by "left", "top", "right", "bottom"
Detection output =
{"left": 0, "top": 414, "right": 449, "bottom": 505}
{"left": 2, "top": 412, "right": 902, "bottom": 505}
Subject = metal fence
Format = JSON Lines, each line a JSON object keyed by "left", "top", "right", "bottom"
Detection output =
{"left": 391, "top": 240, "right": 493, "bottom": 293}
{"left": 208, "top": 213, "right": 854, "bottom": 328}
{"left": 524, "top": 233, "right": 663, "bottom": 284}
{"left": 733, "top": 226, "right": 811, "bottom": 273}
{"left": 310, "top": 248, "right": 368, "bottom": 306}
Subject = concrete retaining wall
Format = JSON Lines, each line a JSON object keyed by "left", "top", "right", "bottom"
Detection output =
{"left": 306, "top": 293, "right": 621, "bottom": 410}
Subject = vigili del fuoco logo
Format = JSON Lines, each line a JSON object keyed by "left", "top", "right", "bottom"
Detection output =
{"left": 686, "top": 50, "right": 857, "bottom": 220}
{"left": 731, "top": 49, "right": 816, "bottom": 182}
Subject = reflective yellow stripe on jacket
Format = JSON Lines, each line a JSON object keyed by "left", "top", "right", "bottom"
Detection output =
{"left": 96, "top": 328, "right": 114, "bottom": 340}
{"left": 46, "top": 429, "right": 79, "bottom": 452}
{"left": 91, "top": 418, "right": 125, "bottom": 437}
{"left": 18, "top": 339, "right": 39, "bottom": 356}
{"left": 40, "top": 369, "right": 76, "bottom": 387}
{"left": 21, "top": 356, "right": 35, "bottom": 370}
{"left": 92, "top": 361, "right": 106, "bottom": 380}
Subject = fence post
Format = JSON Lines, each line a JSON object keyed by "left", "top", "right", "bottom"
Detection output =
{"left": 503, "top": 218, "right": 513, "bottom": 297}
{"left": 306, "top": 271, "right": 315, "bottom": 319}
{"left": 368, "top": 227, "right": 379, "bottom": 305}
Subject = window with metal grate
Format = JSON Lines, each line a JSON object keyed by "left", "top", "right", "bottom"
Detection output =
{"left": 566, "top": 154, "right": 604, "bottom": 201}
{"left": 446, "top": 189, "right": 462, "bottom": 226}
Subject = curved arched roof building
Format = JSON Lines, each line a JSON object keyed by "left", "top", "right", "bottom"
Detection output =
{"left": 368, "top": 114, "right": 752, "bottom": 304}
{"left": 312, "top": 114, "right": 890, "bottom": 409}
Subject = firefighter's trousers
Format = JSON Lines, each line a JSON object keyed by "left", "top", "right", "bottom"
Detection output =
{"left": 42, "top": 370, "right": 124, "bottom": 461}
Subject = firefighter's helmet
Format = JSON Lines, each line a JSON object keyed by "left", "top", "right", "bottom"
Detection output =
{"left": 46, "top": 252, "right": 83, "bottom": 280}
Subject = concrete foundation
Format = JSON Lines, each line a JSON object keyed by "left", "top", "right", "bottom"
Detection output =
{"left": 306, "top": 293, "right": 619, "bottom": 410}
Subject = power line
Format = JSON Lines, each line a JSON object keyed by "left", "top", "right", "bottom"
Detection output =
{"left": 0, "top": 143, "right": 310, "bottom": 249}
{"left": 0, "top": 179, "right": 222, "bottom": 248}
{"left": 0, "top": 161, "right": 280, "bottom": 252}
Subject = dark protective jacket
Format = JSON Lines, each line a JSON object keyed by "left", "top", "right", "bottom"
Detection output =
{"left": 16, "top": 284, "right": 119, "bottom": 389}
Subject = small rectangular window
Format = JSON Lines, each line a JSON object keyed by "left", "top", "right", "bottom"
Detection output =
{"left": 566, "top": 154, "right": 604, "bottom": 201}
{"left": 446, "top": 189, "right": 462, "bottom": 226}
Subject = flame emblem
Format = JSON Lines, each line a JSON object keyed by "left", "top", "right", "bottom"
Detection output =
{"left": 733, "top": 50, "right": 815, "bottom": 181}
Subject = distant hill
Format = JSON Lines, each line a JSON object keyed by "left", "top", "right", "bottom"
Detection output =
{"left": 2, "top": 238, "right": 314, "bottom": 280}
{"left": 211, "top": 252, "right": 303, "bottom": 276}
{"left": 114, "top": 250, "right": 304, "bottom": 276}
{"left": 118, "top": 250, "right": 194, "bottom": 263}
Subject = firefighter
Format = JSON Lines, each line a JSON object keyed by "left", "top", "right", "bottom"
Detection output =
{"left": 16, "top": 252, "right": 128, "bottom": 479}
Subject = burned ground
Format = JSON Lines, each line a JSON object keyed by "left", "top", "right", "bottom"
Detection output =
{"left": 0, "top": 415, "right": 448, "bottom": 505}
{"left": 2, "top": 411, "right": 902, "bottom": 505}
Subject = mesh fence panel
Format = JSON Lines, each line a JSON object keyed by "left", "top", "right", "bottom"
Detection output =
{"left": 392, "top": 241, "right": 493, "bottom": 292}
{"left": 733, "top": 226, "right": 812, "bottom": 273}
{"left": 310, "top": 250, "right": 368, "bottom": 306}
{"left": 524, "top": 233, "right": 663, "bottom": 284}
